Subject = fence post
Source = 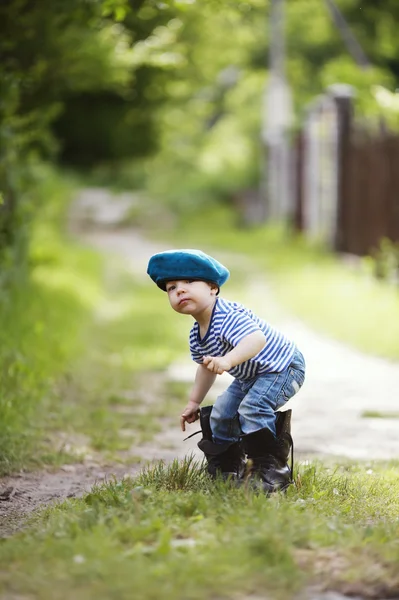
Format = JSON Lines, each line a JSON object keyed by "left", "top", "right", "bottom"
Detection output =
{"left": 328, "top": 84, "right": 355, "bottom": 252}
{"left": 293, "top": 130, "right": 304, "bottom": 231}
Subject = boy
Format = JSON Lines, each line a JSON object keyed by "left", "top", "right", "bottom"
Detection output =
{"left": 147, "top": 249, "right": 305, "bottom": 492}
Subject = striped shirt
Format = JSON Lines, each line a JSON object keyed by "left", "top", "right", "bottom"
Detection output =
{"left": 189, "top": 297, "right": 295, "bottom": 381}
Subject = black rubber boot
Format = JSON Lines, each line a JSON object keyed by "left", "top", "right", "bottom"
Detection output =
{"left": 197, "top": 405, "right": 246, "bottom": 480}
{"left": 275, "top": 409, "right": 293, "bottom": 467}
{"left": 242, "top": 410, "right": 293, "bottom": 494}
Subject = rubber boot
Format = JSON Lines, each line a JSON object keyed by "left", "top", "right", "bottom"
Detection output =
{"left": 242, "top": 410, "right": 293, "bottom": 493}
{"left": 275, "top": 409, "right": 293, "bottom": 467}
{"left": 197, "top": 405, "right": 246, "bottom": 480}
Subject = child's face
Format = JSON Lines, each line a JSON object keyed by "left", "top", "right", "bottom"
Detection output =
{"left": 165, "top": 280, "right": 217, "bottom": 316}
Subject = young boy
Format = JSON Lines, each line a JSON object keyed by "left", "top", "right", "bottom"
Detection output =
{"left": 147, "top": 248, "right": 306, "bottom": 492}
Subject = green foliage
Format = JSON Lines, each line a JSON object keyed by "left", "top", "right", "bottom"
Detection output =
{"left": 53, "top": 87, "right": 159, "bottom": 166}
{"left": 105, "top": 0, "right": 399, "bottom": 206}
{"left": 0, "top": 0, "right": 132, "bottom": 268}
{"left": 3, "top": 0, "right": 399, "bottom": 268}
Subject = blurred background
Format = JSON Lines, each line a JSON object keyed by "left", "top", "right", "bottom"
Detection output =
{"left": 1, "top": 0, "right": 399, "bottom": 474}
{"left": 1, "top": 0, "right": 399, "bottom": 268}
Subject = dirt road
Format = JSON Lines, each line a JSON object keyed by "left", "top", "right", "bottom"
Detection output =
{"left": 77, "top": 188, "right": 399, "bottom": 462}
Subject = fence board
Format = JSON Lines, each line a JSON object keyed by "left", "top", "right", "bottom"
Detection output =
{"left": 295, "top": 89, "right": 399, "bottom": 257}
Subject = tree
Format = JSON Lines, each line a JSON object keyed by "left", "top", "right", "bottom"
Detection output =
{"left": 0, "top": 0, "right": 132, "bottom": 266}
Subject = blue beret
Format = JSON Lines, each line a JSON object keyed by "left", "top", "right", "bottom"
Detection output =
{"left": 147, "top": 249, "right": 230, "bottom": 291}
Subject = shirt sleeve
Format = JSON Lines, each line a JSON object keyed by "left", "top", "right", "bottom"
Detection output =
{"left": 219, "top": 310, "right": 261, "bottom": 346}
{"left": 190, "top": 349, "right": 203, "bottom": 364}
{"left": 189, "top": 338, "right": 203, "bottom": 364}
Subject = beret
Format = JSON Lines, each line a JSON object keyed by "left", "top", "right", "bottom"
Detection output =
{"left": 147, "top": 249, "right": 230, "bottom": 291}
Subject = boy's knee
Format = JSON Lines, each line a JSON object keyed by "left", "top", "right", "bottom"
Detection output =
{"left": 237, "top": 397, "right": 263, "bottom": 420}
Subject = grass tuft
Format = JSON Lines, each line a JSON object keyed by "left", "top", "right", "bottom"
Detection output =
{"left": 362, "top": 410, "right": 399, "bottom": 419}
{"left": 136, "top": 454, "right": 209, "bottom": 491}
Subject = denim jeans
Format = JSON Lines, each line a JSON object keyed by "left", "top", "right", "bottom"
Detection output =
{"left": 210, "top": 348, "right": 306, "bottom": 444}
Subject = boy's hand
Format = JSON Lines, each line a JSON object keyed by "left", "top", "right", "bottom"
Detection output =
{"left": 203, "top": 355, "right": 231, "bottom": 375}
{"left": 180, "top": 401, "right": 201, "bottom": 432}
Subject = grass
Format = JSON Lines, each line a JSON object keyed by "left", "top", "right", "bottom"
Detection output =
{"left": 0, "top": 166, "right": 197, "bottom": 473}
{"left": 0, "top": 174, "right": 190, "bottom": 474}
{"left": 0, "top": 269, "right": 97, "bottom": 474}
{"left": 0, "top": 171, "right": 103, "bottom": 474}
{"left": 45, "top": 259, "right": 189, "bottom": 459}
{"left": 1, "top": 459, "right": 399, "bottom": 599}
{"left": 362, "top": 410, "right": 399, "bottom": 419}
{"left": 2, "top": 185, "right": 399, "bottom": 599}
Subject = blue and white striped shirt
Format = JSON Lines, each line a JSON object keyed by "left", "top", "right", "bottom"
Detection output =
{"left": 189, "top": 297, "right": 295, "bottom": 380}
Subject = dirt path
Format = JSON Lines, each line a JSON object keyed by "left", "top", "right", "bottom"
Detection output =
{"left": 75, "top": 189, "right": 399, "bottom": 462}
{"left": 0, "top": 464, "right": 138, "bottom": 538}
{"left": 1, "top": 188, "right": 399, "bottom": 537}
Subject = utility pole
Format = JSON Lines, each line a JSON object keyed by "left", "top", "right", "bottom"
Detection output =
{"left": 261, "top": 0, "right": 293, "bottom": 221}
{"left": 323, "top": 0, "right": 371, "bottom": 70}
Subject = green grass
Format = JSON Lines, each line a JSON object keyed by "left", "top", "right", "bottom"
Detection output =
{"left": 0, "top": 170, "right": 191, "bottom": 473}
{"left": 0, "top": 269, "right": 97, "bottom": 474}
{"left": 2, "top": 187, "right": 399, "bottom": 599}
{"left": 0, "top": 170, "right": 104, "bottom": 475}
{"left": 362, "top": 410, "right": 399, "bottom": 419}
{"left": 1, "top": 459, "right": 399, "bottom": 599}
{"left": 46, "top": 260, "right": 189, "bottom": 458}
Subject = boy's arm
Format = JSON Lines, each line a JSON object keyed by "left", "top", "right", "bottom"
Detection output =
{"left": 180, "top": 364, "right": 217, "bottom": 431}
{"left": 203, "top": 330, "right": 266, "bottom": 375}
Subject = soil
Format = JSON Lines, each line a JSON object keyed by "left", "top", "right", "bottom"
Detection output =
{"left": 1, "top": 187, "right": 399, "bottom": 540}
{"left": 0, "top": 463, "right": 138, "bottom": 538}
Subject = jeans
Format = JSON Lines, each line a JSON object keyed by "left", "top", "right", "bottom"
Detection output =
{"left": 210, "top": 348, "right": 306, "bottom": 444}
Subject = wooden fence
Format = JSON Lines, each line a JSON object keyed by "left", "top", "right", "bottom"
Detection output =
{"left": 294, "top": 85, "right": 399, "bottom": 257}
